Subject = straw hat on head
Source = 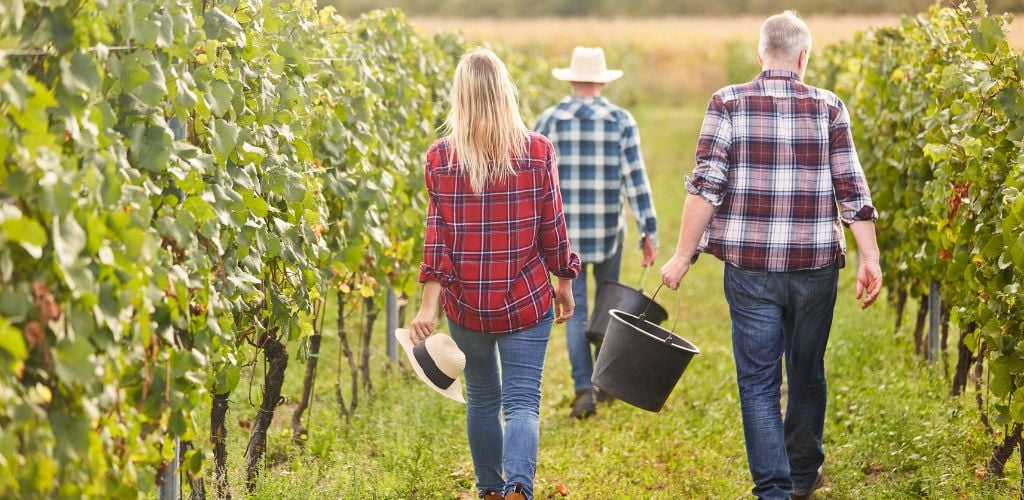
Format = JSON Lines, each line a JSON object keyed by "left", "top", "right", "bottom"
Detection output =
{"left": 552, "top": 46, "right": 623, "bottom": 83}
{"left": 395, "top": 329, "right": 466, "bottom": 403}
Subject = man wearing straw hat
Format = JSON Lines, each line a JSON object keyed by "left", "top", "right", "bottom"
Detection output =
{"left": 661, "top": 12, "right": 882, "bottom": 500}
{"left": 535, "top": 47, "right": 659, "bottom": 419}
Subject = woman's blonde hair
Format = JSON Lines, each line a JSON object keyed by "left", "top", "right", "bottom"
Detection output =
{"left": 443, "top": 48, "right": 528, "bottom": 194}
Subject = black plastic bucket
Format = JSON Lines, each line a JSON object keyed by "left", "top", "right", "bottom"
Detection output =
{"left": 591, "top": 309, "right": 700, "bottom": 412}
{"left": 587, "top": 281, "right": 668, "bottom": 343}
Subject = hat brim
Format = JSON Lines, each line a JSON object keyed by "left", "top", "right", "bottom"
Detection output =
{"left": 551, "top": 68, "right": 624, "bottom": 83}
{"left": 395, "top": 328, "right": 465, "bottom": 404}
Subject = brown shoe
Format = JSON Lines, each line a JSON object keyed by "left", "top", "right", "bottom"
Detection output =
{"left": 569, "top": 389, "right": 596, "bottom": 419}
{"left": 483, "top": 490, "right": 504, "bottom": 500}
{"left": 790, "top": 467, "right": 824, "bottom": 500}
{"left": 505, "top": 483, "right": 526, "bottom": 500}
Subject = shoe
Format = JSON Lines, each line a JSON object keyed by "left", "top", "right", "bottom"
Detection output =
{"left": 505, "top": 483, "right": 526, "bottom": 500}
{"left": 595, "top": 387, "right": 615, "bottom": 405}
{"left": 569, "top": 389, "right": 596, "bottom": 419}
{"left": 483, "top": 490, "right": 503, "bottom": 500}
{"left": 790, "top": 467, "right": 824, "bottom": 500}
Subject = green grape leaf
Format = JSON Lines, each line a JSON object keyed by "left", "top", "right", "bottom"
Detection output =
{"left": 54, "top": 337, "right": 95, "bottom": 386}
{"left": 2, "top": 217, "right": 47, "bottom": 258}
{"left": 131, "top": 125, "right": 173, "bottom": 173}
{"left": 203, "top": 8, "right": 243, "bottom": 40}
{"left": 59, "top": 52, "right": 100, "bottom": 96}
{"left": 971, "top": 17, "right": 1004, "bottom": 54}
{"left": 210, "top": 119, "right": 240, "bottom": 160}
{"left": 53, "top": 215, "right": 85, "bottom": 268}
{"left": 0, "top": 317, "right": 28, "bottom": 360}
{"left": 207, "top": 80, "right": 234, "bottom": 117}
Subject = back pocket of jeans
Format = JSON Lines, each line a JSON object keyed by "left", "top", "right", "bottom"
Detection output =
{"left": 726, "top": 265, "right": 770, "bottom": 304}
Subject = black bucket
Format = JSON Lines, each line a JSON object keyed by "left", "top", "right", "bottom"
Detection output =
{"left": 588, "top": 281, "right": 668, "bottom": 343}
{"left": 591, "top": 309, "right": 700, "bottom": 412}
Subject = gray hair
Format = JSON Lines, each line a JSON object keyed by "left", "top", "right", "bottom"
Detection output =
{"left": 758, "top": 11, "right": 812, "bottom": 63}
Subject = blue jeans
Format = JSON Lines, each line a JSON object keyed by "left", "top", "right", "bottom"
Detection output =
{"left": 566, "top": 240, "right": 623, "bottom": 392}
{"left": 723, "top": 263, "right": 839, "bottom": 499}
{"left": 448, "top": 308, "right": 554, "bottom": 500}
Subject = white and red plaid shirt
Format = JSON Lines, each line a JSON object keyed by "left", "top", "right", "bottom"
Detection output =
{"left": 687, "top": 70, "right": 877, "bottom": 272}
{"left": 419, "top": 132, "right": 581, "bottom": 334}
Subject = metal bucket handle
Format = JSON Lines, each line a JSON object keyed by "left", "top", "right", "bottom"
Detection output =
{"left": 634, "top": 282, "right": 684, "bottom": 346}
{"left": 638, "top": 283, "right": 672, "bottom": 344}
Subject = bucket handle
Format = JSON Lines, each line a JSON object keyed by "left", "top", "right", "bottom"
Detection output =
{"left": 637, "top": 265, "right": 650, "bottom": 292}
{"left": 638, "top": 282, "right": 684, "bottom": 345}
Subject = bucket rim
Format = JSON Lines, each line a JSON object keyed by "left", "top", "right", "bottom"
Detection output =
{"left": 595, "top": 281, "right": 669, "bottom": 316}
{"left": 608, "top": 309, "right": 700, "bottom": 354}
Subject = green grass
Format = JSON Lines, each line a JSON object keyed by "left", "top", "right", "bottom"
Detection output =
{"left": 198, "top": 102, "right": 1020, "bottom": 499}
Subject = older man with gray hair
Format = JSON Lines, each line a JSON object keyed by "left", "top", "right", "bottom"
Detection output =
{"left": 661, "top": 11, "right": 882, "bottom": 500}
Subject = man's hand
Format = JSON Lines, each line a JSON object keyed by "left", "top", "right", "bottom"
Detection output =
{"left": 553, "top": 278, "right": 575, "bottom": 324}
{"left": 641, "top": 236, "right": 657, "bottom": 268}
{"left": 660, "top": 254, "right": 691, "bottom": 290}
{"left": 849, "top": 221, "right": 882, "bottom": 310}
{"left": 856, "top": 258, "right": 883, "bottom": 309}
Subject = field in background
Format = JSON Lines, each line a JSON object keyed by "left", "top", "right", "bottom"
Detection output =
{"left": 413, "top": 16, "right": 1024, "bottom": 104}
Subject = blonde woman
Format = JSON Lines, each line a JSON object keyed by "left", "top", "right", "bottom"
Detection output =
{"left": 409, "top": 48, "right": 581, "bottom": 500}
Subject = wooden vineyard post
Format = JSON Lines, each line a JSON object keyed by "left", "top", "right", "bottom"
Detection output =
{"left": 927, "top": 281, "right": 941, "bottom": 363}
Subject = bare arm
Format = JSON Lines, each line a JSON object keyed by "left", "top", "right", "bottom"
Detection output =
{"left": 849, "top": 220, "right": 882, "bottom": 309}
{"left": 660, "top": 194, "right": 715, "bottom": 290}
{"left": 661, "top": 94, "right": 731, "bottom": 289}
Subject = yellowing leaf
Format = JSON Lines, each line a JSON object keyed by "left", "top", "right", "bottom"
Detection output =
{"left": 360, "top": 283, "right": 374, "bottom": 298}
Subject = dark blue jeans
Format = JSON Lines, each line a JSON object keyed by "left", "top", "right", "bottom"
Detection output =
{"left": 723, "top": 263, "right": 839, "bottom": 499}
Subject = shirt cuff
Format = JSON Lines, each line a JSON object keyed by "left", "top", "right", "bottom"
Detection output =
{"left": 641, "top": 232, "right": 659, "bottom": 250}
{"left": 418, "top": 263, "right": 456, "bottom": 287}
{"left": 551, "top": 253, "right": 582, "bottom": 280}
{"left": 685, "top": 175, "right": 725, "bottom": 207}
{"left": 840, "top": 204, "right": 879, "bottom": 225}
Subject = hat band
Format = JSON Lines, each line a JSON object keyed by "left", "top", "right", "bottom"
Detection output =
{"left": 413, "top": 342, "right": 456, "bottom": 390}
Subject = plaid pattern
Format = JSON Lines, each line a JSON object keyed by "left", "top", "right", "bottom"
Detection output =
{"left": 688, "top": 70, "right": 877, "bottom": 272}
{"left": 534, "top": 96, "right": 658, "bottom": 263}
{"left": 419, "top": 132, "right": 581, "bottom": 335}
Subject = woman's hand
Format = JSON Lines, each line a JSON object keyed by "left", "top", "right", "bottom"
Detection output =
{"left": 553, "top": 278, "right": 575, "bottom": 324}
{"left": 410, "top": 281, "right": 444, "bottom": 344}
{"left": 661, "top": 254, "right": 692, "bottom": 290}
{"left": 409, "top": 306, "right": 438, "bottom": 344}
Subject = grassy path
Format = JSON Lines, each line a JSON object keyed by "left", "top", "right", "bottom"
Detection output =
{"left": 210, "top": 103, "right": 1019, "bottom": 499}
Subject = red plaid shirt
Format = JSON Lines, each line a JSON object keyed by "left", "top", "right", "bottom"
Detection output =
{"left": 688, "top": 70, "right": 877, "bottom": 271}
{"left": 419, "top": 132, "right": 581, "bottom": 334}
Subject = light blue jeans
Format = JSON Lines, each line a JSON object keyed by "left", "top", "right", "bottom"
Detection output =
{"left": 448, "top": 308, "right": 554, "bottom": 500}
{"left": 724, "top": 263, "right": 839, "bottom": 499}
{"left": 566, "top": 240, "right": 622, "bottom": 392}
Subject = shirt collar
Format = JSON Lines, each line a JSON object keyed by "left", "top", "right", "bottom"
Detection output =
{"left": 756, "top": 69, "right": 801, "bottom": 81}
{"left": 553, "top": 95, "right": 613, "bottom": 120}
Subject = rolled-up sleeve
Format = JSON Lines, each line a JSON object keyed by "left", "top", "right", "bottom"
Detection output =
{"left": 829, "top": 99, "right": 878, "bottom": 224}
{"left": 686, "top": 94, "right": 732, "bottom": 207}
{"left": 538, "top": 143, "right": 581, "bottom": 279}
{"left": 418, "top": 168, "right": 457, "bottom": 286}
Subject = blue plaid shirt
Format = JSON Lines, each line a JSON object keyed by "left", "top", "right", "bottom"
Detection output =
{"left": 534, "top": 96, "right": 658, "bottom": 263}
